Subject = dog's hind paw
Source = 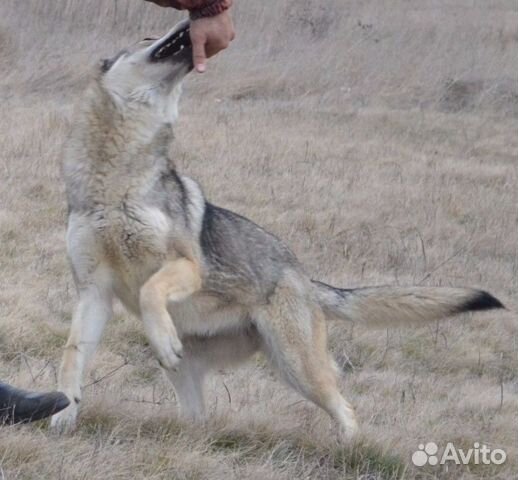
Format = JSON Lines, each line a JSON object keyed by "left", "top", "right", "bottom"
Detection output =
{"left": 335, "top": 407, "right": 359, "bottom": 443}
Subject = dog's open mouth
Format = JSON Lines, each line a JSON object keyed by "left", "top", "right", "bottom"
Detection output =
{"left": 151, "top": 23, "right": 191, "bottom": 61}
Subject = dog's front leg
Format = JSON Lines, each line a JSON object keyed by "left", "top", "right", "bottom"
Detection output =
{"left": 51, "top": 284, "right": 113, "bottom": 432}
{"left": 140, "top": 258, "right": 202, "bottom": 371}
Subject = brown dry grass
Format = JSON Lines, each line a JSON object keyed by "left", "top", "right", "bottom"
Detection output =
{"left": 0, "top": 1, "right": 517, "bottom": 478}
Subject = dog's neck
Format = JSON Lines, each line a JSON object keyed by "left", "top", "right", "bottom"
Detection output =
{"left": 63, "top": 78, "right": 179, "bottom": 211}
{"left": 78, "top": 79, "right": 175, "bottom": 162}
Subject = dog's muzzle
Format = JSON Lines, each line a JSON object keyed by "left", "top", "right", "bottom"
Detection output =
{"left": 150, "top": 22, "right": 192, "bottom": 61}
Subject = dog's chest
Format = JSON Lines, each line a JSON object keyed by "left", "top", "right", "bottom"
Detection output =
{"left": 67, "top": 204, "right": 171, "bottom": 286}
{"left": 73, "top": 203, "right": 168, "bottom": 274}
{"left": 106, "top": 204, "right": 171, "bottom": 256}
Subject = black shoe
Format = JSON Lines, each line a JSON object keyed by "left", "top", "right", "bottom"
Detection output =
{"left": 0, "top": 382, "right": 70, "bottom": 424}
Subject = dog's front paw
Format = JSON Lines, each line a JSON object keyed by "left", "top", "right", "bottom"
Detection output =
{"left": 50, "top": 400, "right": 78, "bottom": 434}
{"left": 155, "top": 334, "right": 184, "bottom": 371}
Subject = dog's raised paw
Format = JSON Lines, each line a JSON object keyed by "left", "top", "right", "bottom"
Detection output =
{"left": 154, "top": 335, "right": 184, "bottom": 371}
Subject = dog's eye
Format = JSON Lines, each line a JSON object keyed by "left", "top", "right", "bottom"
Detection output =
{"left": 142, "top": 37, "right": 158, "bottom": 42}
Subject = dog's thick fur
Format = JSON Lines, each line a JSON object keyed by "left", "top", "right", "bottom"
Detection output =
{"left": 51, "top": 21, "right": 503, "bottom": 436}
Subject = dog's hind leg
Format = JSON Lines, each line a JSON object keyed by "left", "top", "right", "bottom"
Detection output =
{"left": 51, "top": 281, "right": 113, "bottom": 432}
{"left": 253, "top": 274, "right": 358, "bottom": 440}
{"left": 166, "top": 328, "right": 261, "bottom": 421}
{"left": 140, "top": 258, "right": 202, "bottom": 371}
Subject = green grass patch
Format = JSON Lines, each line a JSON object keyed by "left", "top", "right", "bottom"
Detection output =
{"left": 209, "top": 430, "right": 407, "bottom": 479}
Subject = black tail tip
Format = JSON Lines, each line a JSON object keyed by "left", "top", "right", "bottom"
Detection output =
{"left": 460, "top": 291, "right": 505, "bottom": 313}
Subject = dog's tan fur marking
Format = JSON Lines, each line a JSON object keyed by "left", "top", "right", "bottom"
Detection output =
{"left": 253, "top": 272, "right": 358, "bottom": 437}
{"left": 140, "top": 258, "right": 202, "bottom": 370}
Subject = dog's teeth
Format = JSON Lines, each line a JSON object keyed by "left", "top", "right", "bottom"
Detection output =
{"left": 178, "top": 32, "right": 184, "bottom": 38}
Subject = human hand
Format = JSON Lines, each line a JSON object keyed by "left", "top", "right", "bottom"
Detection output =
{"left": 190, "top": 10, "right": 235, "bottom": 73}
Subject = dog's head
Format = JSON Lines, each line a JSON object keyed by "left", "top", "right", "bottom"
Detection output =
{"left": 99, "top": 20, "right": 192, "bottom": 123}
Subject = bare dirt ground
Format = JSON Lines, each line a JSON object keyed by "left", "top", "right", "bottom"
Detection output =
{"left": 0, "top": 1, "right": 517, "bottom": 478}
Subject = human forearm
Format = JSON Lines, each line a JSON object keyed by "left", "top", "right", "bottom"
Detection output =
{"left": 144, "top": 0, "right": 232, "bottom": 16}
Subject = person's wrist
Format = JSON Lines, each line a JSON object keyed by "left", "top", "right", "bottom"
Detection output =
{"left": 189, "top": 0, "right": 232, "bottom": 20}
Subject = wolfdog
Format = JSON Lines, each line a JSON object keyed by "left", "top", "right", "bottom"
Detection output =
{"left": 51, "top": 20, "right": 503, "bottom": 436}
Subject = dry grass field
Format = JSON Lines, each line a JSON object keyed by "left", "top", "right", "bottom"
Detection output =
{"left": 1, "top": 0, "right": 517, "bottom": 478}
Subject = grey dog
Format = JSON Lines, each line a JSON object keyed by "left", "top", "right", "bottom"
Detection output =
{"left": 51, "top": 20, "right": 503, "bottom": 438}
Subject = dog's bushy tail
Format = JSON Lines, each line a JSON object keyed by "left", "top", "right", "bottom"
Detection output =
{"left": 312, "top": 280, "right": 504, "bottom": 328}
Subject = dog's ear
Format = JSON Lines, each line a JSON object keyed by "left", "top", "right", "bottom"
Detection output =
{"left": 99, "top": 58, "right": 115, "bottom": 73}
{"left": 99, "top": 50, "right": 127, "bottom": 74}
